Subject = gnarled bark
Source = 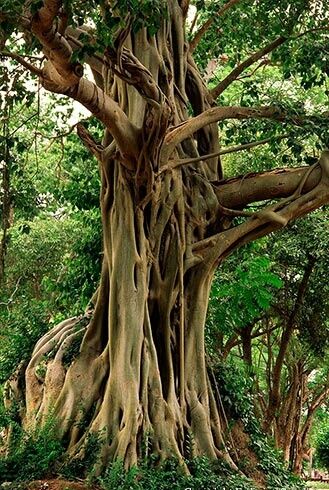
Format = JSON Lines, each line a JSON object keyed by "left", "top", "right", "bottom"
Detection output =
{"left": 3, "top": 0, "right": 329, "bottom": 474}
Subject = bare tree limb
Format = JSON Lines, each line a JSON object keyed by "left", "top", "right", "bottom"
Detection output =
{"left": 216, "top": 164, "right": 322, "bottom": 209}
{"left": 189, "top": 0, "right": 242, "bottom": 53}
{"left": 210, "top": 36, "right": 286, "bottom": 99}
{"left": 159, "top": 134, "right": 288, "bottom": 172}
{"left": 210, "top": 26, "right": 329, "bottom": 99}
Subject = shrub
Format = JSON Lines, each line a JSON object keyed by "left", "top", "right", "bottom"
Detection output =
{"left": 0, "top": 410, "right": 64, "bottom": 483}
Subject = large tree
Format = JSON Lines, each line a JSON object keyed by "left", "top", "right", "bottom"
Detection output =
{"left": 1, "top": 0, "right": 329, "bottom": 471}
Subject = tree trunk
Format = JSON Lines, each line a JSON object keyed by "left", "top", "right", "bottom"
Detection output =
{"left": 20, "top": 161, "right": 234, "bottom": 470}
{"left": 8, "top": 5, "right": 234, "bottom": 470}
{"left": 4, "top": 0, "right": 329, "bottom": 474}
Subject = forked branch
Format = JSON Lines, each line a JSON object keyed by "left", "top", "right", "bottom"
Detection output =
{"left": 194, "top": 151, "right": 329, "bottom": 265}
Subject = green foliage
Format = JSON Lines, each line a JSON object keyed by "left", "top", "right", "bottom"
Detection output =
{"left": 55, "top": 209, "right": 102, "bottom": 314}
{"left": 213, "top": 360, "right": 306, "bottom": 490}
{"left": 256, "top": 444, "right": 306, "bottom": 490}
{"left": 0, "top": 217, "right": 73, "bottom": 383}
{"left": 56, "top": 0, "right": 167, "bottom": 64}
{"left": 207, "top": 241, "right": 282, "bottom": 341}
{"left": 60, "top": 432, "right": 103, "bottom": 480}
{"left": 0, "top": 112, "right": 102, "bottom": 379}
{"left": 270, "top": 209, "right": 329, "bottom": 356}
{"left": 98, "top": 457, "right": 256, "bottom": 490}
{"left": 212, "top": 359, "right": 254, "bottom": 423}
{"left": 0, "top": 300, "right": 49, "bottom": 383}
{"left": 0, "top": 411, "right": 64, "bottom": 483}
{"left": 315, "top": 421, "right": 329, "bottom": 471}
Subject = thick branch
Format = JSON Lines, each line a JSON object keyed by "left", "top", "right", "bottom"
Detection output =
{"left": 210, "top": 37, "right": 286, "bottom": 99}
{"left": 197, "top": 151, "right": 329, "bottom": 267}
{"left": 216, "top": 164, "right": 322, "bottom": 209}
{"left": 189, "top": 0, "right": 241, "bottom": 53}
{"left": 31, "top": 0, "right": 79, "bottom": 85}
{"left": 68, "top": 79, "right": 139, "bottom": 162}
{"left": 4, "top": 24, "right": 139, "bottom": 161}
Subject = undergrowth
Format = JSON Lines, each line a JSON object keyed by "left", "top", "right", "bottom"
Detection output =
{"left": 0, "top": 361, "right": 306, "bottom": 489}
{"left": 0, "top": 407, "right": 63, "bottom": 482}
{"left": 98, "top": 457, "right": 256, "bottom": 490}
{"left": 213, "top": 359, "right": 307, "bottom": 490}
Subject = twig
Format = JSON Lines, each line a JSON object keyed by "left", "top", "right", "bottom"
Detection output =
{"left": 159, "top": 134, "right": 289, "bottom": 173}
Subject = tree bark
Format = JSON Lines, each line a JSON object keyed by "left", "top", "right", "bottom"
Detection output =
{"left": 3, "top": 0, "right": 329, "bottom": 473}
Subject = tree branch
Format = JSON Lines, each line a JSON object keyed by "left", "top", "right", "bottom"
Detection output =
{"left": 8, "top": 2, "right": 140, "bottom": 161}
{"left": 161, "top": 105, "right": 298, "bottom": 162}
{"left": 3, "top": 46, "right": 139, "bottom": 160}
{"left": 216, "top": 164, "right": 322, "bottom": 209}
{"left": 210, "top": 36, "right": 287, "bottom": 99}
{"left": 210, "top": 26, "right": 329, "bottom": 99}
{"left": 159, "top": 134, "right": 288, "bottom": 172}
{"left": 0, "top": 51, "right": 42, "bottom": 76}
{"left": 189, "top": 0, "right": 242, "bottom": 53}
{"left": 67, "top": 79, "right": 139, "bottom": 163}
{"left": 224, "top": 323, "right": 280, "bottom": 356}
{"left": 195, "top": 151, "right": 329, "bottom": 265}
{"left": 31, "top": 0, "right": 80, "bottom": 86}
{"left": 77, "top": 123, "right": 104, "bottom": 161}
